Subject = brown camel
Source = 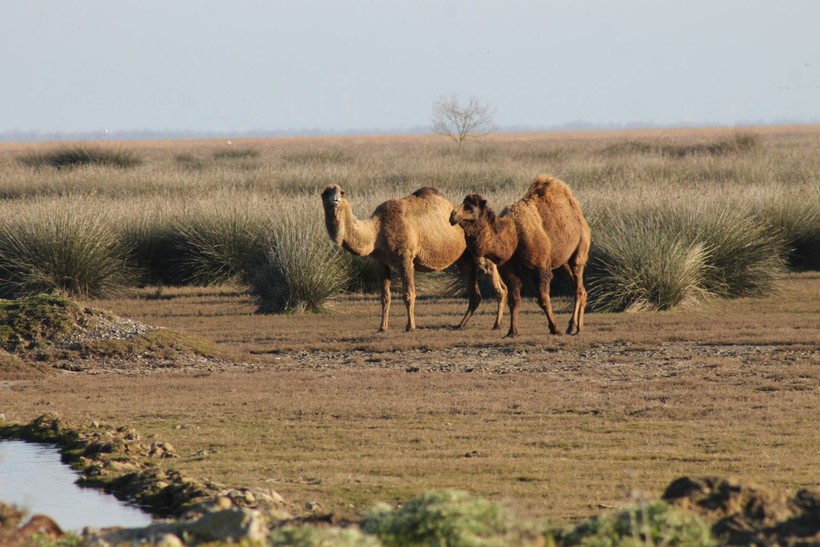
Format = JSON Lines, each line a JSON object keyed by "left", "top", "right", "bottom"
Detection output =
{"left": 449, "top": 175, "right": 591, "bottom": 337}
{"left": 321, "top": 184, "right": 507, "bottom": 332}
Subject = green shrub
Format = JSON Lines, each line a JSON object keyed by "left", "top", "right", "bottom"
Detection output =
{"left": 0, "top": 203, "right": 133, "bottom": 298}
{"left": 361, "top": 490, "right": 533, "bottom": 547}
{"left": 18, "top": 146, "right": 142, "bottom": 169}
{"left": 269, "top": 525, "right": 382, "bottom": 546}
{"left": 555, "top": 500, "right": 717, "bottom": 546}
{"left": 251, "top": 207, "right": 349, "bottom": 313}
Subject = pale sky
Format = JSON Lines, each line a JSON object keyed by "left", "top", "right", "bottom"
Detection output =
{"left": 2, "top": 1, "right": 819, "bottom": 136}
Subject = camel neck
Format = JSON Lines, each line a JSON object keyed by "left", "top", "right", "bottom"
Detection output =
{"left": 466, "top": 216, "right": 517, "bottom": 265}
{"left": 330, "top": 200, "right": 378, "bottom": 256}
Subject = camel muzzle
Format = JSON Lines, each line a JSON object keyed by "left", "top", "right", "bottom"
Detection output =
{"left": 449, "top": 211, "right": 460, "bottom": 226}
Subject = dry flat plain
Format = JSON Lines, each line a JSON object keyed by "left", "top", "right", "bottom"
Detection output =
{"left": 2, "top": 273, "right": 818, "bottom": 524}
{"left": 0, "top": 127, "right": 818, "bottom": 529}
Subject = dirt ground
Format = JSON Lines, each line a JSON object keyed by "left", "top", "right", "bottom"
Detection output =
{"left": 1, "top": 273, "right": 818, "bottom": 526}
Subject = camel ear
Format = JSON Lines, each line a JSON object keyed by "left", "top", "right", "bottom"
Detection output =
{"left": 486, "top": 209, "right": 496, "bottom": 223}
{"left": 479, "top": 199, "right": 487, "bottom": 209}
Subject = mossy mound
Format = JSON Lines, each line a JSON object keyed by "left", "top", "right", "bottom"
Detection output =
{"left": 0, "top": 293, "right": 219, "bottom": 372}
{"left": 0, "top": 294, "right": 84, "bottom": 352}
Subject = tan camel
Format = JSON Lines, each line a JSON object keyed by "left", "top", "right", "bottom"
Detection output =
{"left": 449, "top": 175, "right": 591, "bottom": 337}
{"left": 321, "top": 184, "right": 507, "bottom": 332}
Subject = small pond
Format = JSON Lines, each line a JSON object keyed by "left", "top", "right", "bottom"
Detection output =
{"left": 0, "top": 440, "right": 153, "bottom": 531}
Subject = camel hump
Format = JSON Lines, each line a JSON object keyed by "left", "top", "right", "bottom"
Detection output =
{"left": 524, "top": 174, "right": 570, "bottom": 200}
{"left": 411, "top": 186, "right": 444, "bottom": 199}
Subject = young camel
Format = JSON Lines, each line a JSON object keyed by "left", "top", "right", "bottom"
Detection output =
{"left": 449, "top": 175, "right": 591, "bottom": 337}
{"left": 321, "top": 184, "right": 507, "bottom": 332}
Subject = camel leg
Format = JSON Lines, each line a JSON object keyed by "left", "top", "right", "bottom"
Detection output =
{"left": 534, "top": 267, "right": 561, "bottom": 335}
{"left": 503, "top": 266, "right": 522, "bottom": 338}
{"left": 400, "top": 256, "right": 416, "bottom": 332}
{"left": 483, "top": 259, "right": 507, "bottom": 330}
{"left": 567, "top": 262, "right": 588, "bottom": 335}
{"left": 455, "top": 254, "right": 482, "bottom": 330}
{"left": 377, "top": 262, "right": 391, "bottom": 332}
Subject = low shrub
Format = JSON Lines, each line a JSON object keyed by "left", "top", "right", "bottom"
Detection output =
{"left": 18, "top": 145, "right": 142, "bottom": 169}
{"left": 0, "top": 203, "right": 133, "bottom": 298}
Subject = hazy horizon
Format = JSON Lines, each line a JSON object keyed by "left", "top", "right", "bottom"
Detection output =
{"left": 3, "top": 1, "right": 818, "bottom": 140}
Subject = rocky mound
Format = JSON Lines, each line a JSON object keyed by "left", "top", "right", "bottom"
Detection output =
{"left": 663, "top": 476, "right": 820, "bottom": 545}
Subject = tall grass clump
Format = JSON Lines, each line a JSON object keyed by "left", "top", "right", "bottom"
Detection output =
{"left": 555, "top": 500, "right": 717, "bottom": 546}
{"left": 0, "top": 202, "right": 133, "bottom": 298}
{"left": 588, "top": 216, "right": 712, "bottom": 312}
{"left": 588, "top": 203, "right": 787, "bottom": 311}
{"left": 18, "top": 145, "right": 142, "bottom": 169}
{"left": 117, "top": 205, "right": 189, "bottom": 286}
{"left": 251, "top": 205, "right": 349, "bottom": 313}
{"left": 175, "top": 200, "right": 272, "bottom": 285}
{"left": 362, "top": 490, "right": 535, "bottom": 547}
{"left": 678, "top": 205, "right": 787, "bottom": 297}
{"left": 748, "top": 189, "right": 820, "bottom": 270}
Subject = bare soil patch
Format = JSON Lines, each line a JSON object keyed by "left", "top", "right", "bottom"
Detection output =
{"left": 0, "top": 273, "right": 818, "bottom": 534}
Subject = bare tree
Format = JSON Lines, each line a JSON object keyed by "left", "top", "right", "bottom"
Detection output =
{"left": 430, "top": 95, "right": 496, "bottom": 147}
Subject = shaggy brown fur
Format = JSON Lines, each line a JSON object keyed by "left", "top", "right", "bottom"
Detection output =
{"left": 450, "top": 175, "right": 591, "bottom": 337}
{"left": 321, "top": 184, "right": 507, "bottom": 332}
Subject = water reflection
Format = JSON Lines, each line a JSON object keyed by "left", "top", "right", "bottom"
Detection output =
{"left": 0, "top": 440, "right": 152, "bottom": 531}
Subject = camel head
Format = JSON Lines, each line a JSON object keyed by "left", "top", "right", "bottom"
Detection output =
{"left": 321, "top": 184, "right": 345, "bottom": 211}
{"left": 450, "top": 193, "right": 495, "bottom": 227}
{"left": 321, "top": 184, "right": 348, "bottom": 246}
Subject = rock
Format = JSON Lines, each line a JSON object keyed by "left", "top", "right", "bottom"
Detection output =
{"left": 186, "top": 507, "right": 269, "bottom": 543}
{"left": 156, "top": 533, "right": 184, "bottom": 547}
